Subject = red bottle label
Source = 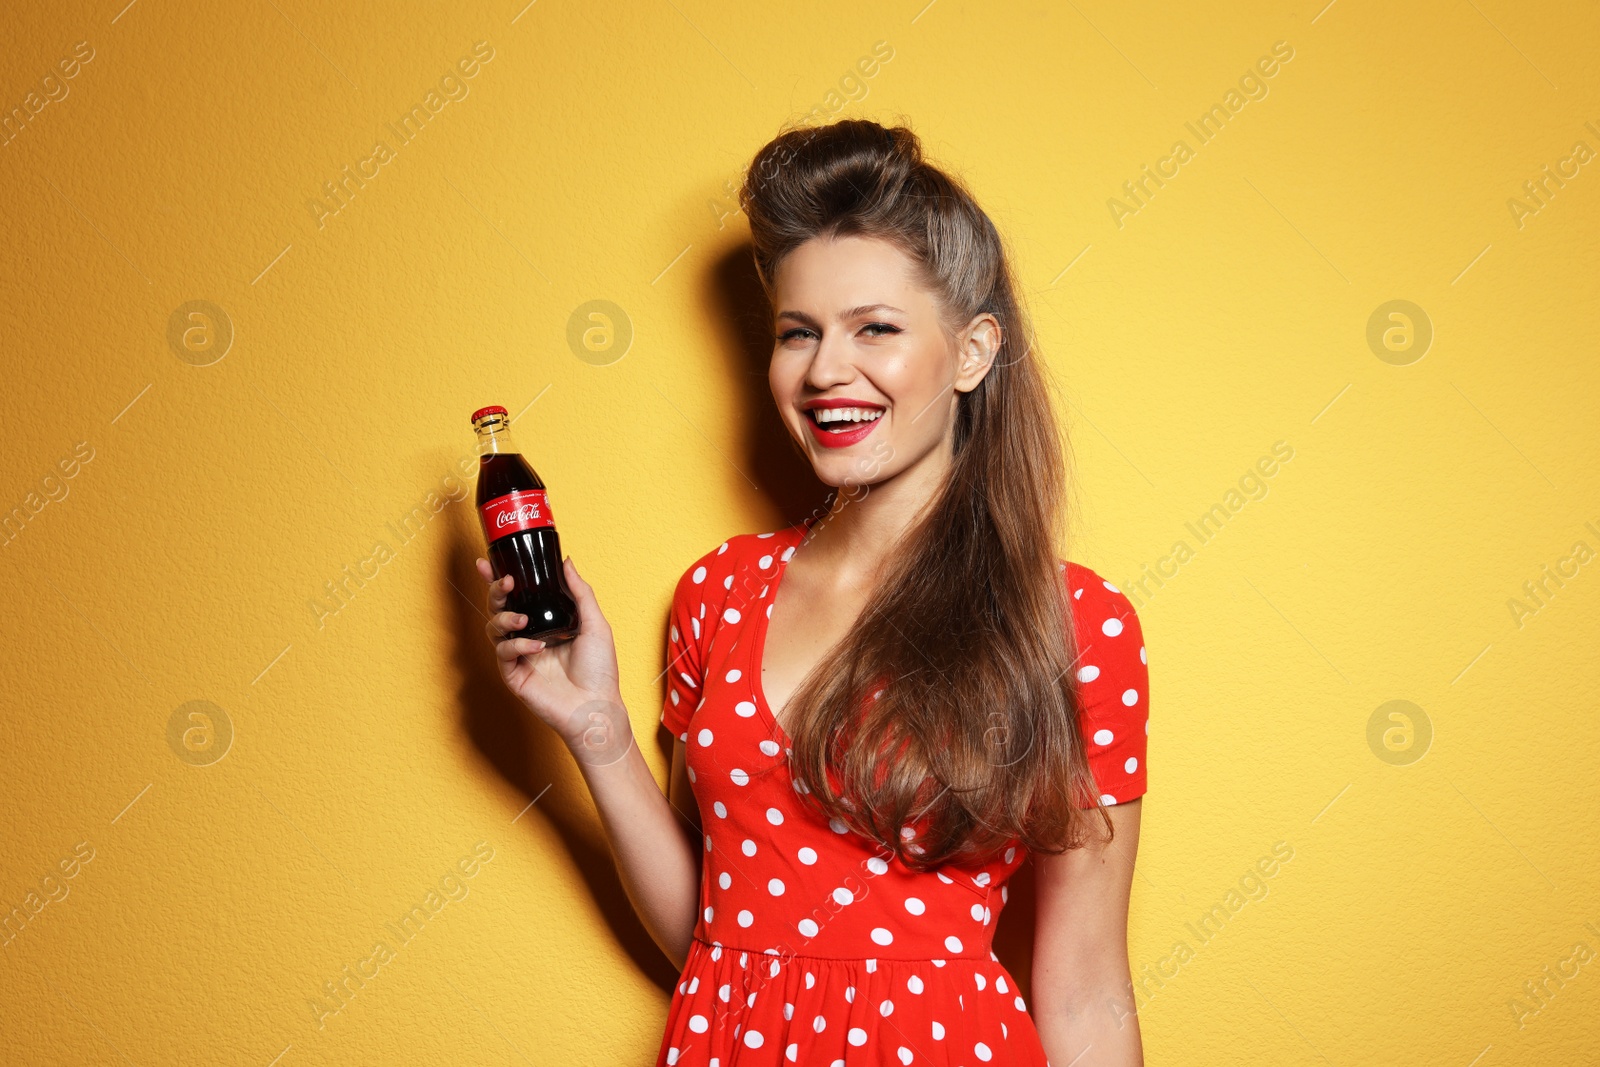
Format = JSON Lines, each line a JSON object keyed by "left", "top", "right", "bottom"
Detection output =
{"left": 480, "top": 489, "right": 555, "bottom": 541}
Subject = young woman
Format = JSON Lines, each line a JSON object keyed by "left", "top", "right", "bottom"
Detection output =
{"left": 476, "top": 119, "right": 1149, "bottom": 1066}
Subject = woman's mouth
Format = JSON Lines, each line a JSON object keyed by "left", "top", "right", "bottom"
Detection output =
{"left": 803, "top": 405, "right": 884, "bottom": 449}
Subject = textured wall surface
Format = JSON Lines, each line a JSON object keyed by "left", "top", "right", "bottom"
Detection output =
{"left": 2, "top": 1, "right": 1597, "bottom": 1064}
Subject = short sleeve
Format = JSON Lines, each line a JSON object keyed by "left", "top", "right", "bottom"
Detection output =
{"left": 1067, "top": 566, "right": 1149, "bottom": 807}
{"left": 660, "top": 544, "right": 725, "bottom": 740}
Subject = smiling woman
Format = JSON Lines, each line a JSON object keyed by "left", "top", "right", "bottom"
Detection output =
{"left": 474, "top": 118, "right": 1149, "bottom": 1067}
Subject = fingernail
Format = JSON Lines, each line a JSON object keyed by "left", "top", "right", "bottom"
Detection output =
{"left": 516, "top": 614, "right": 527, "bottom": 625}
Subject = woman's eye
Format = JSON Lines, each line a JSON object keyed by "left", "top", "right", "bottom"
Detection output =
{"left": 863, "top": 323, "right": 900, "bottom": 336}
{"left": 777, "top": 328, "right": 813, "bottom": 342}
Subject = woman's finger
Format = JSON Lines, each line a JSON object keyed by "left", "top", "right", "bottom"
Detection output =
{"left": 486, "top": 572, "right": 513, "bottom": 612}
{"left": 485, "top": 611, "right": 528, "bottom": 639}
{"left": 495, "top": 636, "right": 544, "bottom": 662}
{"left": 563, "top": 557, "right": 605, "bottom": 636}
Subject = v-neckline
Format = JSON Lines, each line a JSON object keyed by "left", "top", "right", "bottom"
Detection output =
{"left": 751, "top": 518, "right": 816, "bottom": 748}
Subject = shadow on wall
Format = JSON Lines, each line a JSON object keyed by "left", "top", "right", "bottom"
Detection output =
{"left": 440, "top": 525, "right": 682, "bottom": 992}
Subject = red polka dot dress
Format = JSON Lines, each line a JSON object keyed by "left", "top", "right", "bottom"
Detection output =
{"left": 655, "top": 520, "right": 1149, "bottom": 1066}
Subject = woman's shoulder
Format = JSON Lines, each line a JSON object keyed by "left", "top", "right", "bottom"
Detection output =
{"left": 1059, "top": 559, "right": 1143, "bottom": 638}
{"left": 669, "top": 523, "right": 806, "bottom": 597}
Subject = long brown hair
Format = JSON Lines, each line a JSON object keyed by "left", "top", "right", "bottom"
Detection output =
{"left": 739, "top": 118, "right": 1112, "bottom": 870}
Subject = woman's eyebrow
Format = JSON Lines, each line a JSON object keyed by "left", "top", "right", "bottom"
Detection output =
{"left": 776, "top": 304, "right": 907, "bottom": 326}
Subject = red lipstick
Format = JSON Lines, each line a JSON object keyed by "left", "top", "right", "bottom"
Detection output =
{"left": 801, "top": 398, "right": 886, "bottom": 450}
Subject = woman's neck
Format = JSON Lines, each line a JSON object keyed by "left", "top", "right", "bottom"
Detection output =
{"left": 800, "top": 439, "right": 952, "bottom": 586}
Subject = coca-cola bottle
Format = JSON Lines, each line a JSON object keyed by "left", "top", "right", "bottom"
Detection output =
{"left": 472, "top": 405, "right": 580, "bottom": 644}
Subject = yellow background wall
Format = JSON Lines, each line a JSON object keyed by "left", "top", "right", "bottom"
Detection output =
{"left": 3, "top": 0, "right": 1597, "bottom": 1063}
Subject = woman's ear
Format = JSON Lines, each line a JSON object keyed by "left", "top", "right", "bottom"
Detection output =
{"left": 954, "top": 312, "right": 1002, "bottom": 393}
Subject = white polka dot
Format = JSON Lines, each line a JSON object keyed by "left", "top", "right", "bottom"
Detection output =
{"left": 759, "top": 555, "right": 773, "bottom": 569}
{"left": 688, "top": 1014, "right": 708, "bottom": 1033}
{"left": 897, "top": 1048, "right": 913, "bottom": 1065}
{"left": 1093, "top": 728, "right": 1114, "bottom": 745}
{"left": 829, "top": 817, "right": 849, "bottom": 834}
{"left": 735, "top": 701, "right": 757, "bottom": 718}
{"left": 871, "top": 927, "right": 893, "bottom": 945}
{"left": 766, "top": 604, "right": 773, "bottom": 617}
{"left": 691, "top": 617, "right": 700, "bottom": 639}
{"left": 908, "top": 974, "right": 924, "bottom": 994}
{"left": 879, "top": 998, "right": 894, "bottom": 1016}
{"left": 704, "top": 906, "right": 714, "bottom": 922}
{"left": 760, "top": 740, "right": 780, "bottom": 756}
{"left": 1103, "top": 580, "right": 1120, "bottom": 593}
{"left": 718, "top": 983, "right": 730, "bottom": 1002}
{"left": 725, "top": 668, "right": 742, "bottom": 682}
{"left": 1140, "top": 645, "right": 1147, "bottom": 663}
{"left": 945, "top": 935, "right": 963, "bottom": 953}
{"left": 848, "top": 1028, "right": 868, "bottom": 1047}
{"left": 1102, "top": 617, "right": 1123, "bottom": 636}
{"left": 783, "top": 546, "right": 795, "bottom": 560}
{"left": 730, "top": 768, "right": 749, "bottom": 786}
{"left": 666, "top": 1047, "right": 680, "bottom": 1065}
{"left": 1122, "top": 688, "right": 1138, "bottom": 706}
{"left": 1077, "top": 664, "right": 1100, "bottom": 683}
{"left": 718, "top": 872, "right": 731, "bottom": 890}
{"left": 833, "top": 887, "right": 854, "bottom": 906}
{"left": 742, "top": 839, "right": 757, "bottom": 856}
{"left": 744, "top": 1030, "right": 764, "bottom": 1049}
{"left": 766, "top": 807, "right": 784, "bottom": 825}
{"left": 975, "top": 1042, "right": 993, "bottom": 1061}
{"left": 932, "top": 1020, "right": 945, "bottom": 1039}
{"left": 974, "top": 872, "right": 990, "bottom": 886}
{"left": 678, "top": 671, "right": 697, "bottom": 690}
{"left": 738, "top": 910, "right": 753, "bottom": 927}
{"left": 867, "top": 856, "right": 889, "bottom": 875}
{"left": 713, "top": 801, "right": 727, "bottom": 818}
{"left": 798, "top": 847, "right": 818, "bottom": 865}
{"left": 812, "top": 1014, "right": 825, "bottom": 1032}
{"left": 975, "top": 973, "right": 987, "bottom": 990}
{"left": 769, "top": 878, "right": 785, "bottom": 896}
{"left": 723, "top": 575, "right": 733, "bottom": 590}
{"left": 686, "top": 767, "right": 695, "bottom": 783}
{"left": 786, "top": 1043, "right": 798, "bottom": 1062}
{"left": 905, "top": 897, "right": 926, "bottom": 915}
{"left": 704, "top": 835, "right": 712, "bottom": 851}
{"left": 1125, "top": 756, "right": 1139, "bottom": 773}
{"left": 845, "top": 986, "right": 855, "bottom": 1003}
{"left": 697, "top": 728, "right": 713, "bottom": 746}
{"left": 1015, "top": 995, "right": 1027, "bottom": 1010}
{"left": 669, "top": 690, "right": 679, "bottom": 707}
{"left": 970, "top": 903, "right": 984, "bottom": 921}
{"left": 798, "top": 918, "right": 819, "bottom": 937}
{"left": 1100, "top": 793, "right": 1118, "bottom": 806}
{"left": 724, "top": 607, "right": 741, "bottom": 624}
{"left": 692, "top": 566, "right": 707, "bottom": 584}
{"left": 1004, "top": 846, "right": 1016, "bottom": 864}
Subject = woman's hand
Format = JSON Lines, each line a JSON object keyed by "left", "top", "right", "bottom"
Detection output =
{"left": 476, "top": 555, "right": 633, "bottom": 766}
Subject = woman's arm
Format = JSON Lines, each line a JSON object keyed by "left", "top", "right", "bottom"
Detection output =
{"left": 1031, "top": 799, "right": 1145, "bottom": 1067}
{"left": 573, "top": 732, "right": 703, "bottom": 970}
{"left": 477, "top": 556, "right": 703, "bottom": 971}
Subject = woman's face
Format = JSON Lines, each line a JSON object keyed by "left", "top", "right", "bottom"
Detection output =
{"left": 768, "top": 233, "right": 999, "bottom": 490}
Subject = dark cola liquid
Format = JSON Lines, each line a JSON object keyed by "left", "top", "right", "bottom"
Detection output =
{"left": 478, "top": 452, "right": 580, "bottom": 644}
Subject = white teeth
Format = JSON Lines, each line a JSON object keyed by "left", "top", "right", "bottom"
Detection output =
{"left": 811, "top": 407, "right": 884, "bottom": 425}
